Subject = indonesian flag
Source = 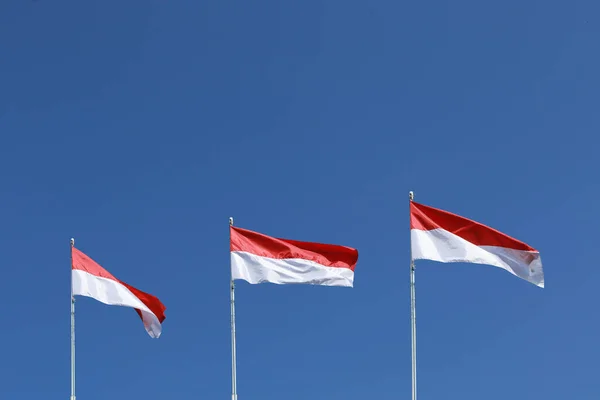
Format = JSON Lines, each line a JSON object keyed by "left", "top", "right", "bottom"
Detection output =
{"left": 410, "top": 201, "right": 544, "bottom": 288}
{"left": 71, "top": 247, "right": 167, "bottom": 338}
{"left": 230, "top": 226, "right": 359, "bottom": 287}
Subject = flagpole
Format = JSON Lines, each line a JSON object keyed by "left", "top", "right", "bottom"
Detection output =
{"left": 229, "top": 217, "right": 238, "bottom": 400}
{"left": 70, "top": 238, "right": 76, "bottom": 400}
{"left": 409, "top": 191, "right": 417, "bottom": 400}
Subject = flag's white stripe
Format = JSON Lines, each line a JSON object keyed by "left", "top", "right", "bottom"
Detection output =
{"left": 72, "top": 269, "right": 162, "bottom": 338}
{"left": 411, "top": 228, "right": 544, "bottom": 288}
{"left": 231, "top": 251, "right": 354, "bottom": 287}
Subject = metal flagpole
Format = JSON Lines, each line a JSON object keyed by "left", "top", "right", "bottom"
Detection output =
{"left": 70, "top": 238, "right": 76, "bottom": 400}
{"left": 229, "top": 217, "right": 238, "bottom": 400}
{"left": 409, "top": 191, "right": 417, "bottom": 400}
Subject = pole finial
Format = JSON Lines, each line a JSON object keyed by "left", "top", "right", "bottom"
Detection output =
{"left": 70, "top": 238, "right": 75, "bottom": 247}
{"left": 229, "top": 217, "right": 234, "bottom": 226}
{"left": 409, "top": 191, "right": 414, "bottom": 201}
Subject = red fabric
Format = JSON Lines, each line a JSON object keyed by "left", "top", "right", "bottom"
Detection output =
{"left": 121, "top": 281, "right": 167, "bottom": 324}
{"left": 72, "top": 247, "right": 119, "bottom": 281}
{"left": 410, "top": 202, "right": 536, "bottom": 251}
{"left": 72, "top": 247, "right": 166, "bottom": 324}
{"left": 230, "top": 226, "right": 358, "bottom": 271}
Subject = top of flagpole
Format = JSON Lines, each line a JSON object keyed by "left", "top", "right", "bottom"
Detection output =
{"left": 229, "top": 217, "right": 234, "bottom": 226}
{"left": 409, "top": 191, "right": 414, "bottom": 201}
{"left": 70, "top": 238, "right": 75, "bottom": 247}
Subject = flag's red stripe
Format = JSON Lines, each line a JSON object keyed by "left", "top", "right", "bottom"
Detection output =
{"left": 230, "top": 227, "right": 358, "bottom": 271}
{"left": 72, "top": 247, "right": 119, "bottom": 282}
{"left": 410, "top": 202, "right": 536, "bottom": 252}
{"left": 71, "top": 247, "right": 166, "bottom": 323}
{"left": 121, "top": 281, "right": 167, "bottom": 324}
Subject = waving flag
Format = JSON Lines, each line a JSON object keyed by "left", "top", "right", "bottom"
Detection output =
{"left": 230, "top": 226, "right": 358, "bottom": 287}
{"left": 410, "top": 201, "right": 544, "bottom": 287}
{"left": 71, "top": 247, "right": 166, "bottom": 337}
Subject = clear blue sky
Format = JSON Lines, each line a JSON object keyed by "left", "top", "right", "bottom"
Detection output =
{"left": 1, "top": 1, "right": 598, "bottom": 399}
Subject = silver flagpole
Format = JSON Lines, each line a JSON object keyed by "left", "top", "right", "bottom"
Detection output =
{"left": 409, "top": 191, "right": 417, "bottom": 400}
{"left": 70, "top": 238, "right": 76, "bottom": 400}
{"left": 229, "top": 217, "right": 238, "bottom": 400}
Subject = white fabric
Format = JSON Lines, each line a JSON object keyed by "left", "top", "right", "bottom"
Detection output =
{"left": 72, "top": 269, "right": 162, "bottom": 338}
{"left": 231, "top": 251, "right": 354, "bottom": 287}
{"left": 411, "top": 228, "right": 544, "bottom": 288}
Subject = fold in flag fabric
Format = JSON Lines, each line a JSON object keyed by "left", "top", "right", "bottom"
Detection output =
{"left": 410, "top": 201, "right": 544, "bottom": 288}
{"left": 71, "top": 247, "right": 166, "bottom": 338}
{"left": 230, "top": 226, "right": 359, "bottom": 287}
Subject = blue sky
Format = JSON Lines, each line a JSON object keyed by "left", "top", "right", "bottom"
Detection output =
{"left": 1, "top": 0, "right": 599, "bottom": 399}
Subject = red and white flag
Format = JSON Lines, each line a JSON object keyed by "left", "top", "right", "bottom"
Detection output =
{"left": 71, "top": 247, "right": 167, "bottom": 338}
{"left": 230, "top": 226, "right": 359, "bottom": 287}
{"left": 410, "top": 201, "right": 544, "bottom": 288}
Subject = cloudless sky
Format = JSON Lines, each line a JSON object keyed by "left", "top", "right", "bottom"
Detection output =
{"left": 1, "top": 1, "right": 599, "bottom": 399}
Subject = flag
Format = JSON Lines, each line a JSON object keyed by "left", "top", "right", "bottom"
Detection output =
{"left": 230, "top": 226, "right": 359, "bottom": 287}
{"left": 410, "top": 201, "right": 544, "bottom": 288}
{"left": 71, "top": 247, "right": 166, "bottom": 337}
